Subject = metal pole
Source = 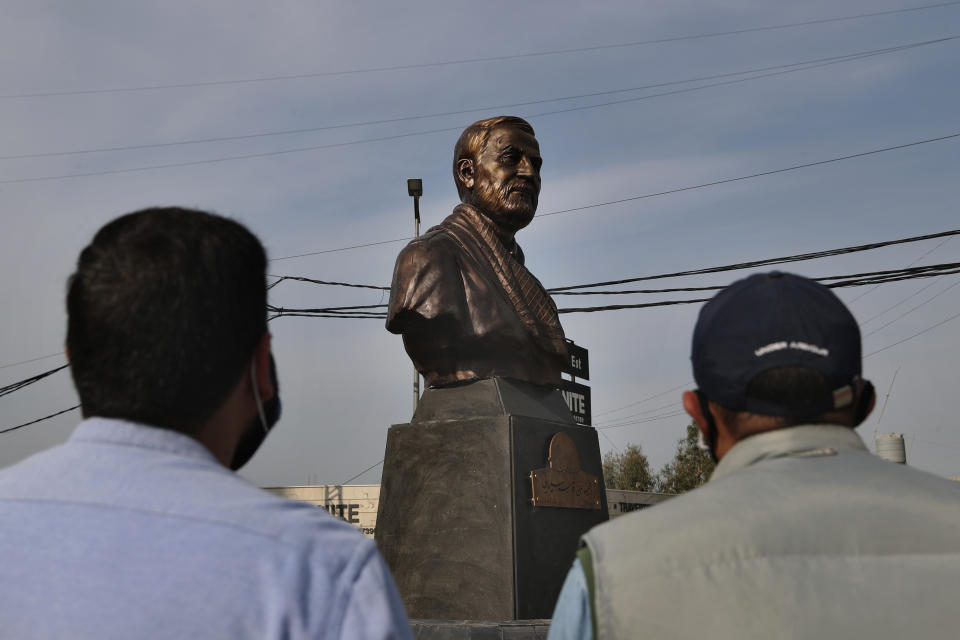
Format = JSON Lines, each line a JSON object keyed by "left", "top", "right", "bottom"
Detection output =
{"left": 412, "top": 194, "right": 420, "bottom": 415}
{"left": 407, "top": 178, "right": 423, "bottom": 416}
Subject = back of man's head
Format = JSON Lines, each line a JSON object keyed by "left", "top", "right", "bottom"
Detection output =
{"left": 66, "top": 207, "right": 267, "bottom": 434}
{"left": 692, "top": 271, "right": 866, "bottom": 427}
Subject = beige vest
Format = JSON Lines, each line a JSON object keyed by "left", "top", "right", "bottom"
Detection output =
{"left": 582, "top": 426, "right": 960, "bottom": 640}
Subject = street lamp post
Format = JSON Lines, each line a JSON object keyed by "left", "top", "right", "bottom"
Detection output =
{"left": 407, "top": 179, "right": 423, "bottom": 414}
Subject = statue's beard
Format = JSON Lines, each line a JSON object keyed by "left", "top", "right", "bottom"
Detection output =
{"left": 471, "top": 180, "right": 538, "bottom": 233}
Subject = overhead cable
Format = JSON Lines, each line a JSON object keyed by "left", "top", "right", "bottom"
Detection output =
{"left": 340, "top": 459, "right": 385, "bottom": 486}
{"left": 267, "top": 263, "right": 960, "bottom": 319}
{"left": 266, "top": 135, "right": 960, "bottom": 263}
{"left": 594, "top": 307, "right": 960, "bottom": 434}
{"left": 0, "top": 364, "right": 70, "bottom": 400}
{"left": 6, "top": 67, "right": 958, "bottom": 186}
{"left": 861, "top": 271, "right": 950, "bottom": 324}
{"left": 0, "top": 405, "right": 80, "bottom": 435}
{"left": 597, "top": 410, "right": 689, "bottom": 431}
{"left": 0, "top": 352, "right": 63, "bottom": 371}
{"left": 539, "top": 133, "right": 960, "bottom": 223}
{"left": 593, "top": 399, "right": 683, "bottom": 428}
{"left": 552, "top": 263, "right": 960, "bottom": 296}
{"left": 269, "top": 247, "right": 960, "bottom": 299}
{"left": 550, "top": 229, "right": 960, "bottom": 292}
{"left": 273, "top": 263, "right": 960, "bottom": 317}
{"left": 268, "top": 276, "right": 389, "bottom": 291}
{"left": 558, "top": 264, "right": 960, "bottom": 313}
{"left": 862, "top": 277, "right": 960, "bottom": 338}
{"left": 849, "top": 236, "right": 952, "bottom": 304}
{"left": 593, "top": 381, "right": 693, "bottom": 418}
{"left": 864, "top": 309, "right": 960, "bottom": 358}
{"left": 270, "top": 238, "right": 411, "bottom": 262}
{"left": 4, "top": 36, "right": 949, "bottom": 161}
{"left": 4, "top": 1, "right": 956, "bottom": 99}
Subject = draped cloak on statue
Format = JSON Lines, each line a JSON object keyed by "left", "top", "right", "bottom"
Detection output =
{"left": 386, "top": 204, "right": 567, "bottom": 388}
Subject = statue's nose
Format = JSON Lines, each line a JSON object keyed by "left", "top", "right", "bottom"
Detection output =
{"left": 517, "top": 156, "right": 539, "bottom": 180}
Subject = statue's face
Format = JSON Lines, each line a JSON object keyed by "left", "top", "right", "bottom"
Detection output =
{"left": 462, "top": 126, "right": 542, "bottom": 234}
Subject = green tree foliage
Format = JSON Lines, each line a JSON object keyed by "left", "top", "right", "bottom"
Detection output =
{"left": 656, "top": 422, "right": 716, "bottom": 494}
{"left": 602, "top": 444, "right": 656, "bottom": 491}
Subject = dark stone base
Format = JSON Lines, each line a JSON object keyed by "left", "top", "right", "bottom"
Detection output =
{"left": 376, "top": 378, "right": 608, "bottom": 620}
{"left": 410, "top": 619, "right": 550, "bottom": 640}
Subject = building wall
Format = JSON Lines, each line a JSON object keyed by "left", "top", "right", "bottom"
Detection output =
{"left": 606, "top": 489, "right": 675, "bottom": 518}
{"left": 263, "top": 485, "right": 674, "bottom": 538}
{"left": 263, "top": 485, "right": 380, "bottom": 538}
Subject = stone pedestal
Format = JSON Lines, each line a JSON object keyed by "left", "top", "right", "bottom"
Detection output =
{"left": 376, "top": 378, "right": 608, "bottom": 620}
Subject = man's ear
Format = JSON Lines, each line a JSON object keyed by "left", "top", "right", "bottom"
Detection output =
{"left": 457, "top": 158, "right": 475, "bottom": 191}
{"left": 682, "top": 390, "right": 709, "bottom": 438}
{"left": 253, "top": 333, "right": 274, "bottom": 403}
{"left": 852, "top": 379, "right": 876, "bottom": 426}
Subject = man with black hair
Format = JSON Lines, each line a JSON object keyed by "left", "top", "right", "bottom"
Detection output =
{"left": 549, "top": 271, "right": 960, "bottom": 640}
{"left": 0, "top": 208, "right": 411, "bottom": 639}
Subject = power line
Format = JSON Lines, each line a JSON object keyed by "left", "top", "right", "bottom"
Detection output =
{"left": 849, "top": 236, "right": 952, "bottom": 304}
{"left": 594, "top": 399, "right": 683, "bottom": 427}
{"left": 340, "top": 459, "right": 384, "bottom": 485}
{"left": 267, "top": 262, "right": 960, "bottom": 319}
{"left": 269, "top": 312, "right": 386, "bottom": 321}
{"left": 0, "top": 405, "right": 80, "bottom": 435}
{"left": 0, "top": 352, "right": 63, "bottom": 371}
{"left": 270, "top": 238, "right": 411, "bottom": 262}
{"left": 0, "top": 364, "right": 70, "bottom": 400}
{"left": 6, "top": 52, "right": 957, "bottom": 186}
{"left": 595, "top": 303, "right": 960, "bottom": 432}
{"left": 0, "top": 125, "right": 465, "bottom": 185}
{"left": 862, "top": 277, "right": 960, "bottom": 338}
{"left": 269, "top": 268, "right": 960, "bottom": 318}
{"left": 267, "top": 276, "right": 389, "bottom": 291}
{"left": 266, "top": 132, "right": 960, "bottom": 264}
{"left": 9, "top": 289, "right": 958, "bottom": 438}
{"left": 864, "top": 308, "right": 960, "bottom": 358}
{"left": 5, "top": 37, "right": 948, "bottom": 161}
{"left": 551, "top": 228, "right": 960, "bottom": 292}
{"left": 12, "top": 314, "right": 952, "bottom": 440}
{"left": 556, "top": 265, "right": 960, "bottom": 314}
{"left": 597, "top": 410, "right": 689, "bottom": 431}
{"left": 540, "top": 133, "right": 960, "bottom": 222}
{"left": 5, "top": 2, "right": 956, "bottom": 100}
{"left": 860, "top": 273, "right": 947, "bottom": 324}
{"left": 594, "top": 381, "right": 693, "bottom": 419}
{"left": 551, "top": 263, "right": 960, "bottom": 296}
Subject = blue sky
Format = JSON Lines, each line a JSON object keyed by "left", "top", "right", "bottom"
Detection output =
{"left": 1, "top": 0, "right": 958, "bottom": 484}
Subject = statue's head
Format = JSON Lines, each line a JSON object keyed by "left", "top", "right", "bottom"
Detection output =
{"left": 453, "top": 116, "right": 542, "bottom": 234}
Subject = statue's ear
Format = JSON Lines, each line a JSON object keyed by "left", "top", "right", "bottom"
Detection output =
{"left": 456, "top": 158, "right": 475, "bottom": 190}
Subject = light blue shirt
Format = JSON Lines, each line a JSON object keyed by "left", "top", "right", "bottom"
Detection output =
{"left": 548, "top": 558, "right": 592, "bottom": 640}
{"left": 0, "top": 417, "right": 412, "bottom": 639}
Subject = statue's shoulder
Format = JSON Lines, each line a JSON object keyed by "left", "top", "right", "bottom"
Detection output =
{"left": 391, "top": 227, "right": 459, "bottom": 284}
{"left": 397, "top": 221, "right": 461, "bottom": 260}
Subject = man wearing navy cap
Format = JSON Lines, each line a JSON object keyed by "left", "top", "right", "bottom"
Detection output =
{"left": 549, "top": 271, "right": 960, "bottom": 640}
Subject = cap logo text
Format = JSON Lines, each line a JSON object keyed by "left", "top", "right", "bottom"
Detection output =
{"left": 754, "top": 341, "right": 829, "bottom": 358}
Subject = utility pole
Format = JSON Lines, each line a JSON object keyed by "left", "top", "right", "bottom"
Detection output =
{"left": 407, "top": 178, "right": 423, "bottom": 414}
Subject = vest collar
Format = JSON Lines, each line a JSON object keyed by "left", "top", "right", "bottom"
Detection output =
{"left": 712, "top": 424, "right": 868, "bottom": 481}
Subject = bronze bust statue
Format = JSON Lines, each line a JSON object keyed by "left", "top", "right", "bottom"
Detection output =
{"left": 386, "top": 116, "right": 568, "bottom": 388}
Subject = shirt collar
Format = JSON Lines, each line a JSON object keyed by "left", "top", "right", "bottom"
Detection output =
{"left": 712, "top": 424, "right": 868, "bottom": 480}
{"left": 69, "top": 416, "right": 221, "bottom": 465}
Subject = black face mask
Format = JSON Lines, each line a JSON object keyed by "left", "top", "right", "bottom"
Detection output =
{"left": 230, "top": 354, "right": 281, "bottom": 471}
{"left": 695, "top": 390, "right": 720, "bottom": 464}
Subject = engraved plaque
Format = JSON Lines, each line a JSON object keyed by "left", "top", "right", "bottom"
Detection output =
{"left": 529, "top": 432, "right": 602, "bottom": 510}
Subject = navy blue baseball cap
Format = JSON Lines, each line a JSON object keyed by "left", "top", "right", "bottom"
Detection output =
{"left": 691, "top": 271, "right": 862, "bottom": 416}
